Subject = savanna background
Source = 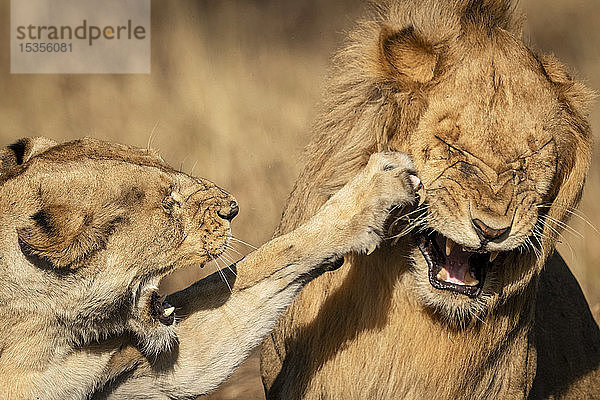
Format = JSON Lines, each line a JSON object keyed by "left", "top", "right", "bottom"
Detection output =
{"left": 1, "top": 1, "right": 598, "bottom": 398}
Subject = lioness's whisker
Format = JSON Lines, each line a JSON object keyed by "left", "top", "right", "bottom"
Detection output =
{"left": 146, "top": 119, "right": 160, "bottom": 150}
{"left": 190, "top": 160, "right": 198, "bottom": 176}
{"left": 229, "top": 237, "right": 258, "bottom": 250}
{"left": 220, "top": 252, "right": 236, "bottom": 265}
{"left": 210, "top": 256, "right": 233, "bottom": 293}
{"left": 218, "top": 254, "right": 238, "bottom": 277}
{"left": 224, "top": 244, "right": 245, "bottom": 257}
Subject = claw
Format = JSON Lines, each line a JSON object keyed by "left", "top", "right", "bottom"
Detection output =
{"left": 409, "top": 175, "right": 422, "bottom": 191}
{"left": 408, "top": 175, "right": 425, "bottom": 206}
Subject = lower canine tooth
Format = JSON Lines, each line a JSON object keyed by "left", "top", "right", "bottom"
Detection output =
{"left": 464, "top": 270, "right": 479, "bottom": 286}
{"left": 490, "top": 252, "right": 499, "bottom": 262}
{"left": 436, "top": 267, "right": 449, "bottom": 281}
{"left": 366, "top": 245, "right": 377, "bottom": 256}
{"left": 163, "top": 307, "right": 175, "bottom": 317}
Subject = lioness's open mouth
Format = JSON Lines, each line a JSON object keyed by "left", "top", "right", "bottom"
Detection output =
{"left": 150, "top": 291, "right": 176, "bottom": 326}
{"left": 417, "top": 232, "right": 497, "bottom": 298}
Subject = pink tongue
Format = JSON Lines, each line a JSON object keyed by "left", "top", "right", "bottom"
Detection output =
{"left": 444, "top": 250, "right": 470, "bottom": 284}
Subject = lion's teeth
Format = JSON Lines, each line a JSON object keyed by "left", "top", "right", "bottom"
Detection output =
{"left": 436, "top": 267, "right": 449, "bottom": 281}
{"left": 445, "top": 238, "right": 455, "bottom": 256}
{"left": 163, "top": 307, "right": 175, "bottom": 317}
{"left": 489, "top": 251, "right": 499, "bottom": 262}
{"left": 463, "top": 270, "right": 479, "bottom": 286}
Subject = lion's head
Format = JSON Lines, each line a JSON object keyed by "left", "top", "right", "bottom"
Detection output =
{"left": 0, "top": 137, "right": 238, "bottom": 355}
{"left": 291, "top": 0, "right": 593, "bottom": 324}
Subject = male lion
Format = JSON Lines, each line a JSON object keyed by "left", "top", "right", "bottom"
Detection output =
{"left": 261, "top": 0, "right": 600, "bottom": 399}
{"left": 0, "top": 137, "right": 420, "bottom": 399}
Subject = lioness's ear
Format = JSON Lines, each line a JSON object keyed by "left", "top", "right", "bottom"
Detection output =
{"left": 378, "top": 25, "right": 438, "bottom": 85}
{"left": 0, "top": 137, "right": 57, "bottom": 176}
{"left": 18, "top": 203, "right": 125, "bottom": 269}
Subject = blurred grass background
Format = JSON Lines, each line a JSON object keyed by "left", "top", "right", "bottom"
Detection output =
{"left": 1, "top": 1, "right": 598, "bottom": 398}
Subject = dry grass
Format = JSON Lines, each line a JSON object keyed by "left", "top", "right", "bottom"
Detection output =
{"left": 1, "top": 1, "right": 598, "bottom": 399}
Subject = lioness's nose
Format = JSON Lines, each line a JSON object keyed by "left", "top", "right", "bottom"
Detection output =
{"left": 217, "top": 200, "right": 239, "bottom": 221}
{"left": 472, "top": 219, "right": 509, "bottom": 241}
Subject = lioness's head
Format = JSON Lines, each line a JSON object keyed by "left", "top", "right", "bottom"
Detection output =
{"left": 0, "top": 138, "right": 238, "bottom": 353}
{"left": 309, "top": 0, "right": 593, "bottom": 323}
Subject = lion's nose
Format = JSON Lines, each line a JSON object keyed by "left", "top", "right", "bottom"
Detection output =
{"left": 472, "top": 219, "right": 509, "bottom": 241}
{"left": 217, "top": 200, "right": 239, "bottom": 221}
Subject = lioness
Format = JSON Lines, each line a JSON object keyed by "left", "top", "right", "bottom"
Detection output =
{"left": 0, "top": 137, "right": 419, "bottom": 399}
{"left": 261, "top": 1, "right": 600, "bottom": 399}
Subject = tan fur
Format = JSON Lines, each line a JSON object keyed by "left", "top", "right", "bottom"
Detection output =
{"left": 0, "top": 137, "right": 419, "bottom": 399}
{"left": 261, "top": 1, "right": 599, "bottom": 399}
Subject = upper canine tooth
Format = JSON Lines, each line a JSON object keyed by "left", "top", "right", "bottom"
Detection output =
{"left": 445, "top": 238, "right": 455, "bottom": 256}
{"left": 163, "top": 307, "right": 175, "bottom": 317}
{"left": 489, "top": 251, "right": 499, "bottom": 262}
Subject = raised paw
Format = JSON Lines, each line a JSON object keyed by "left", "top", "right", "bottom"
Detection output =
{"left": 318, "top": 152, "right": 423, "bottom": 257}
{"left": 356, "top": 152, "right": 422, "bottom": 212}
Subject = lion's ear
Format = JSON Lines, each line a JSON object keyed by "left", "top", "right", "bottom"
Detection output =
{"left": 378, "top": 25, "right": 438, "bottom": 85}
{"left": 17, "top": 203, "right": 126, "bottom": 269}
{"left": 537, "top": 55, "right": 594, "bottom": 262}
{"left": 539, "top": 54, "right": 596, "bottom": 116}
{"left": 0, "top": 137, "right": 57, "bottom": 176}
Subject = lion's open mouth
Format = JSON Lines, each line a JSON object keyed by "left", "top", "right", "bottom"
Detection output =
{"left": 416, "top": 232, "right": 495, "bottom": 298}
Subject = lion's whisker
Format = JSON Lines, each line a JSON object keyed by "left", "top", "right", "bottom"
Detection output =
{"left": 536, "top": 204, "right": 599, "bottom": 235}
{"left": 543, "top": 216, "right": 584, "bottom": 238}
{"left": 540, "top": 214, "right": 583, "bottom": 238}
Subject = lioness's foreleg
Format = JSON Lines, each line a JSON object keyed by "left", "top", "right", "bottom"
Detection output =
{"left": 96, "top": 152, "right": 418, "bottom": 399}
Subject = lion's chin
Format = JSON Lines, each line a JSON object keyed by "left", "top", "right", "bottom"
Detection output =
{"left": 415, "top": 231, "right": 501, "bottom": 299}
